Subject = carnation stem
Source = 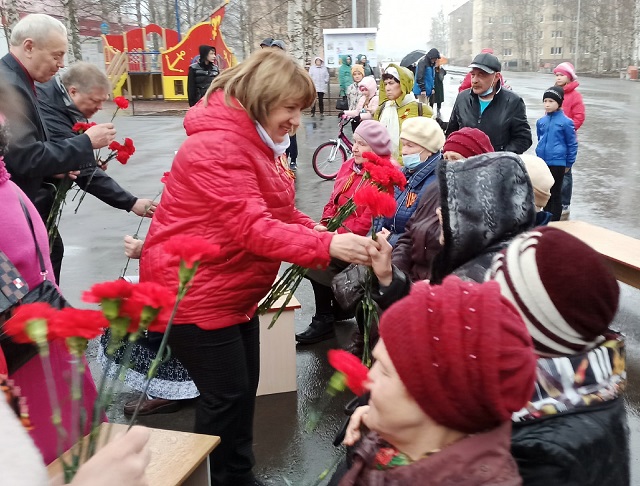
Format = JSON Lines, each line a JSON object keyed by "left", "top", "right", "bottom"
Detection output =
{"left": 68, "top": 356, "right": 86, "bottom": 481}
{"left": 73, "top": 167, "right": 99, "bottom": 214}
{"left": 121, "top": 189, "right": 162, "bottom": 278}
{"left": 39, "top": 343, "right": 70, "bottom": 475}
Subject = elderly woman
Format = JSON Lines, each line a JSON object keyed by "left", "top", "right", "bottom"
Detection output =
{"left": 296, "top": 120, "right": 392, "bottom": 345}
{"left": 337, "top": 276, "right": 537, "bottom": 485}
{"left": 140, "top": 50, "right": 378, "bottom": 486}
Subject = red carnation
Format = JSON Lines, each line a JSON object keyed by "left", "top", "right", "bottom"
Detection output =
{"left": 327, "top": 349, "right": 369, "bottom": 396}
{"left": 121, "top": 282, "right": 175, "bottom": 333}
{"left": 3, "top": 303, "right": 58, "bottom": 343}
{"left": 163, "top": 235, "right": 221, "bottom": 269}
{"left": 82, "top": 279, "right": 135, "bottom": 304}
{"left": 116, "top": 150, "right": 130, "bottom": 165}
{"left": 123, "top": 137, "right": 135, "bottom": 155}
{"left": 108, "top": 140, "right": 123, "bottom": 152}
{"left": 354, "top": 185, "right": 397, "bottom": 218}
{"left": 161, "top": 171, "right": 171, "bottom": 184}
{"left": 72, "top": 122, "right": 96, "bottom": 134}
{"left": 50, "top": 308, "right": 108, "bottom": 340}
{"left": 114, "top": 96, "right": 129, "bottom": 110}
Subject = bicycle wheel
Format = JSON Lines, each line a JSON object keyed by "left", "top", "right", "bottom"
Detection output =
{"left": 312, "top": 142, "right": 347, "bottom": 180}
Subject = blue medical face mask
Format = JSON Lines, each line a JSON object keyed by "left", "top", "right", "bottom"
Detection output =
{"left": 478, "top": 74, "right": 497, "bottom": 97}
{"left": 403, "top": 151, "right": 424, "bottom": 169}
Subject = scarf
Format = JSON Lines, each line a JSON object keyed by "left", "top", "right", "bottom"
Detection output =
{"left": 379, "top": 101, "right": 401, "bottom": 160}
{"left": 255, "top": 122, "right": 290, "bottom": 158}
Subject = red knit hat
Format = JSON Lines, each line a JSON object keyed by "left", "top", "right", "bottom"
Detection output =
{"left": 488, "top": 227, "right": 620, "bottom": 356}
{"left": 379, "top": 276, "right": 537, "bottom": 434}
{"left": 443, "top": 128, "right": 494, "bottom": 159}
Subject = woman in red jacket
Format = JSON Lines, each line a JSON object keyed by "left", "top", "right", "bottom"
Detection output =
{"left": 140, "top": 49, "right": 378, "bottom": 486}
{"left": 296, "top": 120, "right": 392, "bottom": 345}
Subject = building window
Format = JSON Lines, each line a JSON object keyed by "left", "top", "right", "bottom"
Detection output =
{"left": 552, "top": 30, "right": 563, "bottom": 38}
{"left": 538, "top": 30, "right": 543, "bottom": 39}
{"left": 540, "top": 47, "right": 544, "bottom": 56}
{"left": 488, "top": 16, "right": 493, "bottom": 24}
{"left": 552, "top": 14, "right": 563, "bottom": 21}
{"left": 503, "top": 32, "right": 513, "bottom": 40}
{"left": 503, "top": 48, "right": 513, "bottom": 56}
{"left": 539, "top": 15, "right": 544, "bottom": 22}
{"left": 551, "top": 47, "right": 563, "bottom": 55}
{"left": 502, "top": 15, "right": 513, "bottom": 23}
{"left": 174, "top": 80, "right": 184, "bottom": 95}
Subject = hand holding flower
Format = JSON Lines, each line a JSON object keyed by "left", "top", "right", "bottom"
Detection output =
{"left": 85, "top": 123, "right": 116, "bottom": 150}
{"left": 329, "top": 233, "right": 379, "bottom": 265}
{"left": 368, "top": 229, "right": 393, "bottom": 286}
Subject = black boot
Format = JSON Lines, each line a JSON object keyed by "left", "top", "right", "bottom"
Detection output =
{"left": 296, "top": 314, "right": 335, "bottom": 344}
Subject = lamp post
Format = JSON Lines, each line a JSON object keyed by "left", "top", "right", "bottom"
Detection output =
{"left": 574, "top": 0, "right": 580, "bottom": 70}
{"left": 352, "top": 0, "right": 357, "bottom": 27}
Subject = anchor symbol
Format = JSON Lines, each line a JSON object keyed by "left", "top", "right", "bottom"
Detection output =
{"left": 211, "top": 15, "right": 221, "bottom": 40}
{"left": 166, "top": 50, "right": 186, "bottom": 72}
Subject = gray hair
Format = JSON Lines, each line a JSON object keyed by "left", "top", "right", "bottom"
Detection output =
{"left": 61, "top": 62, "right": 111, "bottom": 94}
{"left": 10, "top": 14, "right": 67, "bottom": 46}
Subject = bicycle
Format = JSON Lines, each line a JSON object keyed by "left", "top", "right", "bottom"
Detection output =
{"left": 312, "top": 116, "right": 353, "bottom": 180}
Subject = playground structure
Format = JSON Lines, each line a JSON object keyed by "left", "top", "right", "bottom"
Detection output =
{"left": 102, "top": 2, "right": 236, "bottom": 100}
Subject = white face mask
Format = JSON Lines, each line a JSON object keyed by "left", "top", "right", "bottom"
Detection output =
{"left": 402, "top": 151, "right": 424, "bottom": 169}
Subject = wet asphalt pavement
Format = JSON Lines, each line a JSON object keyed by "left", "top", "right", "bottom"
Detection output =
{"left": 59, "top": 70, "right": 640, "bottom": 484}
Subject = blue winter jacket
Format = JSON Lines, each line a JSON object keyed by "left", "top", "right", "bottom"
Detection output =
{"left": 535, "top": 111, "right": 578, "bottom": 167}
{"left": 375, "top": 152, "right": 442, "bottom": 247}
{"left": 412, "top": 57, "right": 435, "bottom": 96}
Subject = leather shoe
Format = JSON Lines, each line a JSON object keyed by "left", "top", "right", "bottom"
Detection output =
{"left": 296, "top": 315, "right": 335, "bottom": 345}
{"left": 123, "top": 395, "right": 182, "bottom": 416}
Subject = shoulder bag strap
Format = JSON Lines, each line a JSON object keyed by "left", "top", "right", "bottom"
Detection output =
{"left": 16, "top": 195, "right": 48, "bottom": 281}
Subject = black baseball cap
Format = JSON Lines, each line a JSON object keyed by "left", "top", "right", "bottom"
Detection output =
{"left": 469, "top": 53, "right": 501, "bottom": 74}
{"left": 260, "top": 38, "right": 273, "bottom": 47}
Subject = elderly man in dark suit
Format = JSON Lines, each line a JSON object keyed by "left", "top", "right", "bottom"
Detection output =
{"left": 0, "top": 14, "right": 116, "bottom": 282}
{"left": 36, "top": 62, "right": 158, "bottom": 279}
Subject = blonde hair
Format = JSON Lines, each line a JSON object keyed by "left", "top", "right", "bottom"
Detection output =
{"left": 204, "top": 50, "right": 316, "bottom": 125}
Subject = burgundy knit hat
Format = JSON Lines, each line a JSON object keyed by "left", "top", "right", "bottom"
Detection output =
{"left": 379, "top": 276, "right": 537, "bottom": 434}
{"left": 489, "top": 227, "right": 620, "bottom": 357}
{"left": 354, "top": 120, "right": 392, "bottom": 156}
{"left": 443, "top": 128, "right": 494, "bottom": 159}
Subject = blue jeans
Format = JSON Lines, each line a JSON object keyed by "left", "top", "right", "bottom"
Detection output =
{"left": 561, "top": 168, "right": 573, "bottom": 207}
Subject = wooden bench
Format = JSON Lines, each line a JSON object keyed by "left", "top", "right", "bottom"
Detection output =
{"left": 549, "top": 221, "right": 640, "bottom": 289}
{"left": 48, "top": 423, "right": 219, "bottom": 485}
{"left": 257, "top": 294, "right": 301, "bottom": 396}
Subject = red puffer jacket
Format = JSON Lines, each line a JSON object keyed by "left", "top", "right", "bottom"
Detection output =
{"left": 561, "top": 81, "right": 585, "bottom": 131}
{"left": 140, "top": 91, "right": 333, "bottom": 330}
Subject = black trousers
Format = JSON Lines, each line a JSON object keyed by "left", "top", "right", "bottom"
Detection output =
{"left": 311, "top": 92, "right": 325, "bottom": 115}
{"left": 286, "top": 134, "right": 298, "bottom": 163}
{"left": 544, "top": 165, "right": 566, "bottom": 222}
{"left": 50, "top": 231, "right": 64, "bottom": 284}
{"left": 168, "top": 317, "right": 260, "bottom": 486}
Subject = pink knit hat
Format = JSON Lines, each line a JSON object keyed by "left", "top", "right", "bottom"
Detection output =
{"left": 554, "top": 62, "right": 577, "bottom": 81}
{"left": 354, "top": 120, "right": 392, "bottom": 156}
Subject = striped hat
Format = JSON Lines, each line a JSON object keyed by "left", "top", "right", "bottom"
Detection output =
{"left": 488, "top": 227, "right": 620, "bottom": 357}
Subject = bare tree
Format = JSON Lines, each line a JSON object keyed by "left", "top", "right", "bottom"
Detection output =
{"left": 429, "top": 8, "right": 448, "bottom": 54}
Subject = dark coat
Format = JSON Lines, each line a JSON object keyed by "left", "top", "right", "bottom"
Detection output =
{"left": 446, "top": 81, "right": 532, "bottom": 153}
{"left": 392, "top": 182, "right": 441, "bottom": 281}
{"left": 431, "top": 65, "right": 446, "bottom": 104}
{"left": 431, "top": 152, "right": 536, "bottom": 284}
{"left": 339, "top": 423, "right": 522, "bottom": 486}
{"left": 36, "top": 78, "right": 137, "bottom": 217}
{"left": 0, "top": 54, "right": 96, "bottom": 204}
{"left": 187, "top": 60, "right": 219, "bottom": 107}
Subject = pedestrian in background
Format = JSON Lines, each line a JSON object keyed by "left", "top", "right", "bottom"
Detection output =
{"left": 339, "top": 55, "right": 355, "bottom": 100}
{"left": 412, "top": 48, "right": 440, "bottom": 104}
{"left": 356, "top": 54, "right": 374, "bottom": 77}
{"left": 187, "top": 45, "right": 220, "bottom": 107}
{"left": 309, "top": 56, "right": 329, "bottom": 117}
{"left": 430, "top": 59, "right": 447, "bottom": 120}
{"left": 553, "top": 62, "right": 585, "bottom": 218}
{"left": 535, "top": 86, "right": 578, "bottom": 221}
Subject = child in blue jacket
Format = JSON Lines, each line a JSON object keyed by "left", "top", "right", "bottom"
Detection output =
{"left": 535, "top": 86, "right": 578, "bottom": 221}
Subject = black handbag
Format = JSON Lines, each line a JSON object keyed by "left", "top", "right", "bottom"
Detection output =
{"left": 335, "top": 94, "right": 349, "bottom": 111}
{"left": 0, "top": 195, "right": 69, "bottom": 374}
{"left": 331, "top": 263, "right": 369, "bottom": 314}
